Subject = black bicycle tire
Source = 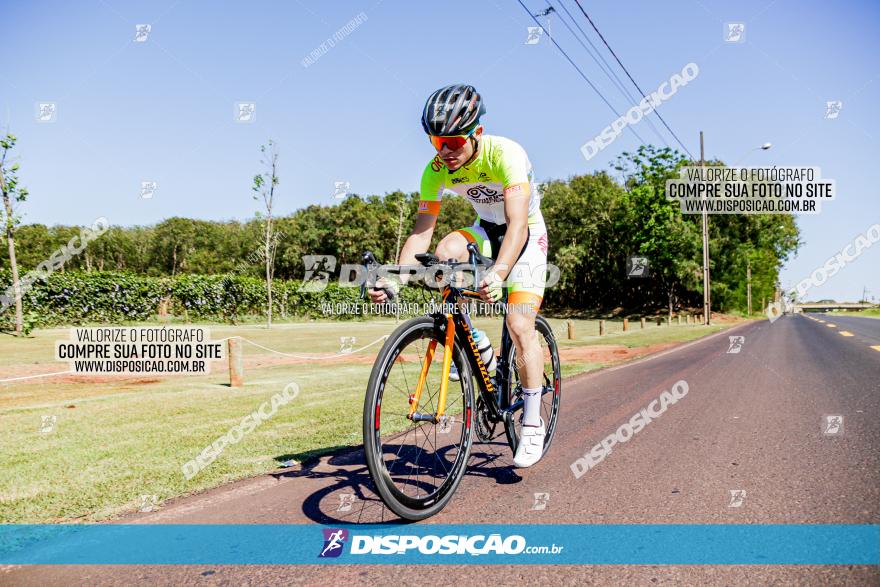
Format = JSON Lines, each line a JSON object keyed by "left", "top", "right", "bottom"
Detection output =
{"left": 363, "top": 315, "right": 475, "bottom": 521}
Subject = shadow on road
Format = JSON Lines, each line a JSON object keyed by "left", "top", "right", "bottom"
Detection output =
{"left": 272, "top": 437, "right": 522, "bottom": 525}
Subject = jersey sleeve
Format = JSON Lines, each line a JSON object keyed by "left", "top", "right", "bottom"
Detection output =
{"left": 494, "top": 139, "right": 531, "bottom": 191}
{"left": 418, "top": 156, "right": 445, "bottom": 216}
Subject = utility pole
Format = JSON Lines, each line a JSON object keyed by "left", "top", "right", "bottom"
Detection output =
{"left": 746, "top": 258, "right": 752, "bottom": 316}
{"left": 700, "top": 131, "right": 711, "bottom": 325}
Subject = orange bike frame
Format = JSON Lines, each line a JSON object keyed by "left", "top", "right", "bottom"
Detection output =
{"left": 409, "top": 287, "right": 495, "bottom": 422}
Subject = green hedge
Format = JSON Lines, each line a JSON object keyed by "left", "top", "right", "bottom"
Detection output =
{"left": 0, "top": 270, "right": 430, "bottom": 328}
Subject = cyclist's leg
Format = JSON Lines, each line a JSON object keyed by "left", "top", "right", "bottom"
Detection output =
{"left": 505, "top": 220, "right": 548, "bottom": 424}
{"left": 436, "top": 224, "right": 492, "bottom": 263}
{"left": 436, "top": 222, "right": 492, "bottom": 290}
{"left": 436, "top": 224, "right": 492, "bottom": 380}
{"left": 507, "top": 220, "right": 549, "bottom": 467}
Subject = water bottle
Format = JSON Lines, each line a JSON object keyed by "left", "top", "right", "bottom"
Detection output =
{"left": 473, "top": 329, "right": 497, "bottom": 373}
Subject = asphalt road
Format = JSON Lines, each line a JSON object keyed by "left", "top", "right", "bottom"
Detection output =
{"left": 5, "top": 314, "right": 880, "bottom": 585}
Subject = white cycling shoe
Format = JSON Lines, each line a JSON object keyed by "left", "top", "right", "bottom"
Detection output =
{"left": 513, "top": 418, "right": 545, "bottom": 468}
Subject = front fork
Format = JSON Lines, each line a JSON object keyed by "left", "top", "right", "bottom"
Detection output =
{"left": 408, "top": 314, "right": 456, "bottom": 423}
{"left": 408, "top": 313, "right": 514, "bottom": 425}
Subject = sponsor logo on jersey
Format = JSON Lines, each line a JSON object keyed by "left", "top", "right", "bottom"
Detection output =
{"left": 465, "top": 184, "right": 503, "bottom": 203}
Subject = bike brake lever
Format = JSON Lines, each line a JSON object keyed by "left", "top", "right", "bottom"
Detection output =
{"left": 466, "top": 242, "right": 494, "bottom": 287}
{"left": 361, "top": 250, "right": 397, "bottom": 302}
{"left": 466, "top": 242, "right": 494, "bottom": 268}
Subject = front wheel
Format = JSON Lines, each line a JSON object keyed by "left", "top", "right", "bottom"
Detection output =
{"left": 363, "top": 316, "right": 475, "bottom": 521}
{"left": 504, "top": 314, "right": 562, "bottom": 457}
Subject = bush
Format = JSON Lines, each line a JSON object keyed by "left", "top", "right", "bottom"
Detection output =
{"left": 0, "top": 270, "right": 432, "bottom": 328}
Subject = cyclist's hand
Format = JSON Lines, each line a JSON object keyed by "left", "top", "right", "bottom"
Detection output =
{"left": 368, "top": 281, "right": 388, "bottom": 303}
{"left": 369, "top": 276, "right": 400, "bottom": 304}
{"left": 478, "top": 269, "right": 504, "bottom": 303}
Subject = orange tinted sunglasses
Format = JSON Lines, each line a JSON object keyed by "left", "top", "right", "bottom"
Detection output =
{"left": 429, "top": 127, "right": 477, "bottom": 151}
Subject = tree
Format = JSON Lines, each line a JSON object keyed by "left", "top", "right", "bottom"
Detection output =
{"left": 542, "top": 173, "right": 625, "bottom": 309}
{"left": 150, "top": 218, "right": 199, "bottom": 276}
{"left": 252, "top": 140, "right": 280, "bottom": 328}
{"left": 0, "top": 133, "right": 29, "bottom": 335}
{"left": 623, "top": 182, "right": 701, "bottom": 317}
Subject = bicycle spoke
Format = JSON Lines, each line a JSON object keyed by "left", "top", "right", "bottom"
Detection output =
{"left": 389, "top": 424, "right": 418, "bottom": 476}
{"left": 420, "top": 423, "right": 451, "bottom": 478}
{"left": 398, "top": 340, "right": 416, "bottom": 395}
{"left": 402, "top": 427, "right": 433, "bottom": 498}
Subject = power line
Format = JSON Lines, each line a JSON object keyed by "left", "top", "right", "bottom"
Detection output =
{"left": 515, "top": 0, "right": 649, "bottom": 147}
{"left": 571, "top": 0, "right": 695, "bottom": 160}
{"left": 552, "top": 1, "right": 632, "bottom": 105}
{"left": 549, "top": 0, "right": 671, "bottom": 149}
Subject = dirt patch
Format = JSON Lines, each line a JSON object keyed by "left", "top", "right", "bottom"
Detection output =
{"left": 559, "top": 342, "right": 679, "bottom": 365}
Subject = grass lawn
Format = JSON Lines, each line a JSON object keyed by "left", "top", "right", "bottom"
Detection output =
{"left": 837, "top": 309, "right": 880, "bottom": 318}
{"left": 0, "top": 315, "right": 740, "bottom": 523}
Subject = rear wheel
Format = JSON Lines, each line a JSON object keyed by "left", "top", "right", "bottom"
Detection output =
{"left": 503, "top": 315, "right": 562, "bottom": 456}
{"left": 363, "top": 316, "right": 475, "bottom": 521}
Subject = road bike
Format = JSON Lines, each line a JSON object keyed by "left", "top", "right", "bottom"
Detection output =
{"left": 360, "top": 244, "right": 562, "bottom": 520}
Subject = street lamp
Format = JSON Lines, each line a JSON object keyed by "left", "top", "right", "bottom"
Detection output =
{"left": 733, "top": 142, "right": 773, "bottom": 166}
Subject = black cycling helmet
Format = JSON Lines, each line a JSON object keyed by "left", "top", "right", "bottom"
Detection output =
{"left": 421, "top": 84, "right": 486, "bottom": 136}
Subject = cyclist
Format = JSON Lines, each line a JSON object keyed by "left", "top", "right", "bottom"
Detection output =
{"left": 369, "top": 83, "right": 550, "bottom": 468}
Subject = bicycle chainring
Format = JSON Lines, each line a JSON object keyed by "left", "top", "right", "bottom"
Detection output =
{"left": 475, "top": 395, "right": 497, "bottom": 442}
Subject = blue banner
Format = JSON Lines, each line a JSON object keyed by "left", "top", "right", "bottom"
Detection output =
{"left": 1, "top": 524, "right": 877, "bottom": 565}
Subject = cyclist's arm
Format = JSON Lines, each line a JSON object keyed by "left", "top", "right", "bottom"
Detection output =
{"left": 493, "top": 185, "right": 530, "bottom": 280}
{"left": 491, "top": 140, "right": 533, "bottom": 281}
{"left": 397, "top": 213, "right": 436, "bottom": 267}
{"left": 384, "top": 163, "right": 442, "bottom": 289}
{"left": 398, "top": 162, "right": 444, "bottom": 268}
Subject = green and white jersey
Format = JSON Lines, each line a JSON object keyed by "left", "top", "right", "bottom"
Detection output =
{"left": 418, "top": 135, "right": 543, "bottom": 225}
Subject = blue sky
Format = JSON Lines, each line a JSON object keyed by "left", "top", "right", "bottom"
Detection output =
{"left": 3, "top": 0, "right": 878, "bottom": 301}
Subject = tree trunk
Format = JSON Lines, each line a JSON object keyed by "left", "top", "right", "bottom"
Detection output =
{"left": 264, "top": 170, "right": 276, "bottom": 329}
{"left": 1, "top": 179, "right": 23, "bottom": 335}
{"left": 265, "top": 217, "right": 273, "bottom": 328}
{"left": 257, "top": 142, "right": 279, "bottom": 330}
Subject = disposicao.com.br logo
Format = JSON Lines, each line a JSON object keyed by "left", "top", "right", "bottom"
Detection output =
{"left": 318, "top": 528, "right": 563, "bottom": 558}
{"left": 319, "top": 528, "right": 349, "bottom": 558}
